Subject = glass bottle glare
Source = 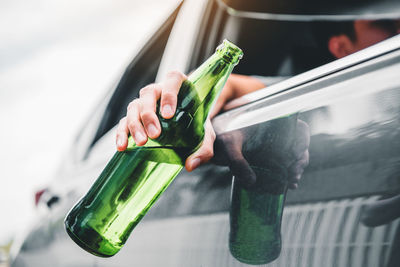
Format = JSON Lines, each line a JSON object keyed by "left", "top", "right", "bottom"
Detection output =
{"left": 64, "top": 40, "right": 243, "bottom": 257}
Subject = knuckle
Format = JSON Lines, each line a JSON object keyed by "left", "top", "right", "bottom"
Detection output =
{"left": 127, "top": 99, "right": 139, "bottom": 111}
{"left": 210, "top": 130, "right": 216, "bottom": 140}
{"left": 127, "top": 122, "right": 136, "bottom": 131}
{"left": 139, "top": 84, "right": 155, "bottom": 97}
{"left": 139, "top": 89, "right": 147, "bottom": 97}
{"left": 127, "top": 102, "right": 134, "bottom": 111}
{"left": 166, "top": 70, "right": 184, "bottom": 80}
{"left": 138, "top": 99, "right": 156, "bottom": 113}
{"left": 162, "top": 91, "right": 177, "bottom": 101}
{"left": 140, "top": 110, "right": 155, "bottom": 121}
{"left": 116, "top": 132, "right": 125, "bottom": 141}
{"left": 203, "top": 147, "right": 214, "bottom": 158}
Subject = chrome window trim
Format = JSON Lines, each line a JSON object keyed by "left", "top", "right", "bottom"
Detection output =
{"left": 217, "top": 0, "right": 400, "bottom": 21}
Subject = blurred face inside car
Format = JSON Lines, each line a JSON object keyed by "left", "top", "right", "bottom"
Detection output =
{"left": 328, "top": 19, "right": 400, "bottom": 59}
{"left": 353, "top": 19, "right": 400, "bottom": 50}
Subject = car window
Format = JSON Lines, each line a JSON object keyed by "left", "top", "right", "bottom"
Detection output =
{"left": 88, "top": 3, "right": 183, "bottom": 152}
{"left": 188, "top": 0, "right": 336, "bottom": 77}
{"left": 189, "top": 0, "right": 400, "bottom": 79}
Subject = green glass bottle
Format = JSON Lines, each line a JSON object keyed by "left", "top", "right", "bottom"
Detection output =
{"left": 229, "top": 168, "right": 288, "bottom": 265}
{"left": 64, "top": 40, "right": 243, "bottom": 257}
{"left": 229, "top": 115, "right": 297, "bottom": 265}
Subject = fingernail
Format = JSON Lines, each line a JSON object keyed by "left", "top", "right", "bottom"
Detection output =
{"left": 162, "top": 105, "right": 173, "bottom": 117}
{"left": 190, "top": 158, "right": 201, "bottom": 170}
{"left": 147, "top": 124, "right": 158, "bottom": 137}
{"left": 117, "top": 137, "right": 124, "bottom": 148}
{"left": 134, "top": 131, "right": 146, "bottom": 143}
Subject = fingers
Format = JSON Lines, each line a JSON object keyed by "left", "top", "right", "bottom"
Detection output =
{"left": 160, "top": 71, "right": 186, "bottom": 118}
{"left": 126, "top": 99, "right": 148, "bottom": 146}
{"left": 185, "top": 119, "right": 216, "bottom": 172}
{"left": 118, "top": 83, "right": 161, "bottom": 149}
{"left": 229, "top": 158, "right": 257, "bottom": 188}
{"left": 138, "top": 83, "right": 162, "bottom": 139}
{"left": 292, "top": 120, "right": 311, "bottom": 159}
{"left": 116, "top": 71, "right": 187, "bottom": 151}
{"left": 288, "top": 149, "right": 309, "bottom": 189}
{"left": 361, "top": 194, "right": 400, "bottom": 227}
{"left": 287, "top": 120, "right": 310, "bottom": 189}
{"left": 218, "top": 131, "right": 256, "bottom": 187}
{"left": 116, "top": 117, "right": 130, "bottom": 151}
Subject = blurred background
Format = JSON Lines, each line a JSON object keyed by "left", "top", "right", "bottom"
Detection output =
{"left": 0, "top": 0, "right": 179, "bottom": 260}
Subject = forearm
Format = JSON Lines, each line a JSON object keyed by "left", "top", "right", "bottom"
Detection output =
{"left": 228, "top": 74, "right": 266, "bottom": 99}
{"left": 210, "top": 74, "right": 265, "bottom": 118}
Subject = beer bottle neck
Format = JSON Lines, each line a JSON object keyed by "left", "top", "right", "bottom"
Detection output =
{"left": 188, "top": 57, "right": 233, "bottom": 104}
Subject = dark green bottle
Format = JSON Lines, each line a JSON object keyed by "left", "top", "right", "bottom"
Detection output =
{"left": 229, "top": 115, "right": 297, "bottom": 265}
{"left": 229, "top": 168, "right": 288, "bottom": 265}
{"left": 64, "top": 40, "right": 243, "bottom": 257}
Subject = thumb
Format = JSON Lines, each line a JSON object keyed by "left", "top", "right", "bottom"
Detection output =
{"left": 225, "top": 144, "right": 256, "bottom": 188}
{"left": 230, "top": 158, "right": 257, "bottom": 188}
{"left": 185, "top": 119, "right": 216, "bottom": 172}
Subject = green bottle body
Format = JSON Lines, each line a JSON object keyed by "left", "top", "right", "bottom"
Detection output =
{"left": 64, "top": 40, "right": 243, "bottom": 257}
{"left": 229, "top": 169, "right": 288, "bottom": 265}
{"left": 65, "top": 147, "right": 184, "bottom": 257}
{"left": 229, "top": 115, "right": 298, "bottom": 265}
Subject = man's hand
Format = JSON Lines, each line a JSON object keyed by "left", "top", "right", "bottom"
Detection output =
{"left": 116, "top": 72, "right": 268, "bottom": 172}
{"left": 361, "top": 194, "right": 400, "bottom": 227}
{"left": 215, "top": 119, "right": 310, "bottom": 190}
{"left": 287, "top": 120, "right": 310, "bottom": 189}
{"left": 115, "top": 71, "right": 217, "bottom": 172}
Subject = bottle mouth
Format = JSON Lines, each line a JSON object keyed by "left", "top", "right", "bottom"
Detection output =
{"left": 216, "top": 39, "right": 244, "bottom": 65}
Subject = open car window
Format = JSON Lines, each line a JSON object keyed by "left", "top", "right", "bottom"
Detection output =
{"left": 188, "top": 0, "right": 400, "bottom": 84}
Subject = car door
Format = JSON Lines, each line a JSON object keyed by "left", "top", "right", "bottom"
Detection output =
{"left": 211, "top": 35, "right": 400, "bottom": 267}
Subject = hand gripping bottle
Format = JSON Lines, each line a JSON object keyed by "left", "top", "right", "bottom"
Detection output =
{"left": 64, "top": 40, "right": 243, "bottom": 257}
